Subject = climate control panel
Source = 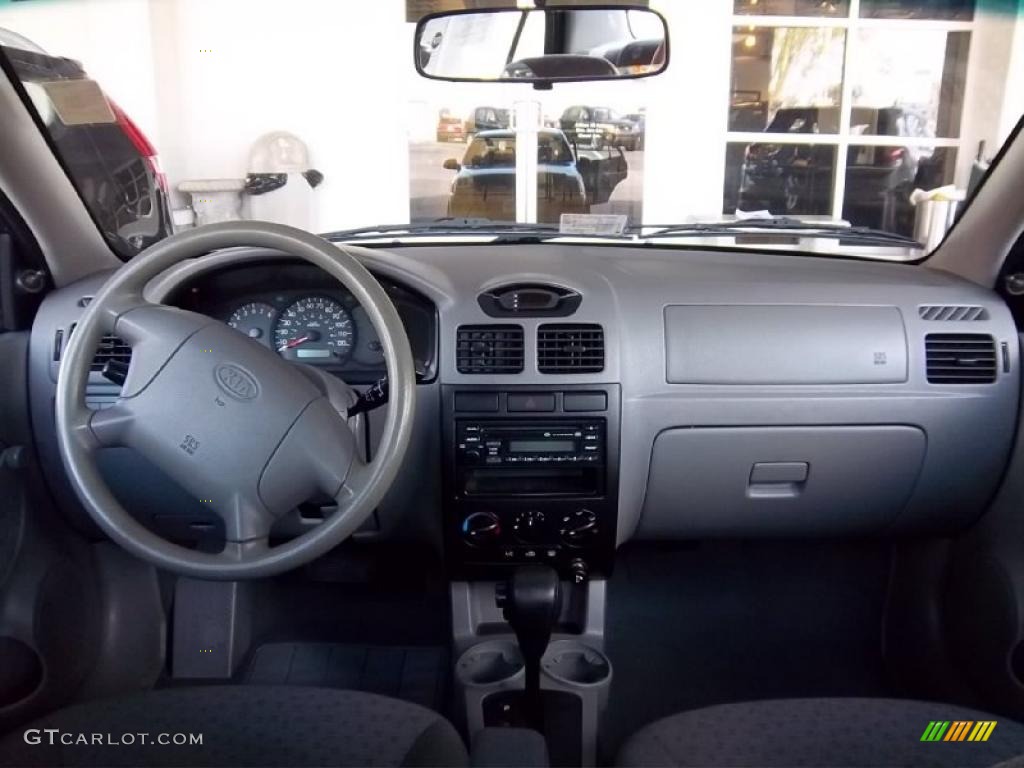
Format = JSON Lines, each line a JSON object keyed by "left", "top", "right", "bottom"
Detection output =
{"left": 460, "top": 507, "right": 599, "bottom": 550}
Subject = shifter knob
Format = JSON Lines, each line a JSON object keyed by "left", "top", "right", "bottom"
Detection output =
{"left": 498, "top": 565, "right": 561, "bottom": 730}
{"left": 500, "top": 565, "right": 561, "bottom": 673}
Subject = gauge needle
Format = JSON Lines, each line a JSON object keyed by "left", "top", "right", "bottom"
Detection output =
{"left": 277, "top": 335, "right": 310, "bottom": 352}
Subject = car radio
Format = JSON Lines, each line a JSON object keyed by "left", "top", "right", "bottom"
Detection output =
{"left": 455, "top": 421, "right": 604, "bottom": 467}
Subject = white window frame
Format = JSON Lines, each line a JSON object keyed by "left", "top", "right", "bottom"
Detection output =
{"left": 728, "top": 0, "right": 973, "bottom": 220}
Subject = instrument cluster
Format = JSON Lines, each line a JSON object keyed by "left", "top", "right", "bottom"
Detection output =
{"left": 227, "top": 295, "right": 363, "bottom": 366}
{"left": 172, "top": 262, "right": 437, "bottom": 383}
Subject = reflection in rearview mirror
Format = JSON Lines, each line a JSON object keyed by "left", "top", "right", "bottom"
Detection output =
{"left": 415, "top": 6, "right": 668, "bottom": 85}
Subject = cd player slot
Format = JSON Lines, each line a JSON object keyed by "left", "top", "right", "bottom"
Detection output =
{"left": 460, "top": 466, "right": 602, "bottom": 497}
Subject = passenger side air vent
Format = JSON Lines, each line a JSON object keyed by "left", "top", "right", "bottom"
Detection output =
{"left": 456, "top": 325, "right": 524, "bottom": 374}
{"left": 919, "top": 305, "right": 989, "bottom": 321}
{"left": 537, "top": 324, "right": 604, "bottom": 374}
{"left": 925, "top": 334, "right": 997, "bottom": 384}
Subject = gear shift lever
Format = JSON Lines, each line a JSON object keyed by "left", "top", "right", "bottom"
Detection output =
{"left": 496, "top": 565, "right": 561, "bottom": 730}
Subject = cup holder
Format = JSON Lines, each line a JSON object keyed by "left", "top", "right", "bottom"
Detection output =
{"left": 542, "top": 640, "right": 612, "bottom": 688}
{"left": 456, "top": 640, "right": 524, "bottom": 688}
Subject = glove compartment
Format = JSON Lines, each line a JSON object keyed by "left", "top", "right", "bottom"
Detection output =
{"left": 638, "top": 426, "right": 926, "bottom": 537}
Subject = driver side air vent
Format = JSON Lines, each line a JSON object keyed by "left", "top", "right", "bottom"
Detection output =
{"left": 537, "top": 324, "right": 604, "bottom": 373}
{"left": 456, "top": 325, "right": 524, "bottom": 374}
{"left": 925, "top": 334, "right": 997, "bottom": 384}
{"left": 92, "top": 334, "right": 132, "bottom": 371}
{"left": 54, "top": 325, "right": 132, "bottom": 371}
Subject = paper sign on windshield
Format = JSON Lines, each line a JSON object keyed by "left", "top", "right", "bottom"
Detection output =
{"left": 559, "top": 214, "right": 628, "bottom": 236}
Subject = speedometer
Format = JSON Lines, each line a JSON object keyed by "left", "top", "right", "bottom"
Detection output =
{"left": 273, "top": 296, "right": 356, "bottom": 364}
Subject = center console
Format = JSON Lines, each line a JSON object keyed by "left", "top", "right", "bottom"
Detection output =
{"left": 443, "top": 384, "right": 619, "bottom": 765}
{"left": 442, "top": 384, "right": 620, "bottom": 582}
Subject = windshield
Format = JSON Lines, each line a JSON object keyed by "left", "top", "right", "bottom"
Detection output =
{"left": 1, "top": 0, "right": 1022, "bottom": 260}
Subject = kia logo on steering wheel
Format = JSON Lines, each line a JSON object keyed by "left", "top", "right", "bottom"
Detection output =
{"left": 214, "top": 364, "right": 259, "bottom": 401}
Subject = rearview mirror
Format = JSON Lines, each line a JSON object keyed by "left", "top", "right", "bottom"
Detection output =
{"left": 443, "top": 158, "right": 461, "bottom": 171}
{"left": 415, "top": 6, "right": 668, "bottom": 85}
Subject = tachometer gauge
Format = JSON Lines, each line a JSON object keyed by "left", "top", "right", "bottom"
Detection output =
{"left": 227, "top": 302, "right": 277, "bottom": 341}
{"left": 273, "top": 296, "right": 356, "bottom": 364}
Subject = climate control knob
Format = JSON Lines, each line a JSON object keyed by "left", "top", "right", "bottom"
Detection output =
{"left": 461, "top": 512, "right": 501, "bottom": 547}
{"left": 512, "top": 510, "right": 547, "bottom": 543}
{"left": 560, "top": 509, "right": 599, "bottom": 547}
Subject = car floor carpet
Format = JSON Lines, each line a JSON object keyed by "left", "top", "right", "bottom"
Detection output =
{"left": 243, "top": 642, "right": 448, "bottom": 713}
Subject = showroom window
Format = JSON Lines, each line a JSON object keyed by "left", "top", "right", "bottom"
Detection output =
{"left": 724, "top": 0, "right": 974, "bottom": 235}
{"left": 409, "top": 97, "right": 646, "bottom": 226}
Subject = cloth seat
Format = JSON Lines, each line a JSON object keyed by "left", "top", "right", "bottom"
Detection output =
{"left": 617, "top": 697, "right": 1024, "bottom": 768}
{"left": 0, "top": 686, "right": 467, "bottom": 767}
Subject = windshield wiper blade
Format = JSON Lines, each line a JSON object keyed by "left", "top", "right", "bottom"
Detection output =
{"left": 319, "top": 218, "right": 560, "bottom": 240}
{"left": 319, "top": 218, "right": 634, "bottom": 242}
{"left": 635, "top": 219, "right": 924, "bottom": 249}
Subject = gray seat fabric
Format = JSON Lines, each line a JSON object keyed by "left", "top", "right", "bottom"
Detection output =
{"left": 617, "top": 698, "right": 1024, "bottom": 768}
{"left": 0, "top": 685, "right": 468, "bottom": 767}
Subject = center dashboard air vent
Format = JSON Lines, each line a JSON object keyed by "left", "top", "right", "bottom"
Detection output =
{"left": 537, "top": 324, "right": 604, "bottom": 374}
{"left": 456, "top": 325, "right": 524, "bottom": 374}
{"left": 925, "top": 333, "right": 997, "bottom": 384}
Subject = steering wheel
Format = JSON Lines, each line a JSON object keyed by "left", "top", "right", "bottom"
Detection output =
{"left": 55, "top": 222, "right": 416, "bottom": 580}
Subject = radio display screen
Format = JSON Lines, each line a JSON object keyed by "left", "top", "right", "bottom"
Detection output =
{"left": 509, "top": 440, "right": 575, "bottom": 453}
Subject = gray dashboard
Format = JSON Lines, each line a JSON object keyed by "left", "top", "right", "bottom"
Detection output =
{"left": 28, "top": 241, "right": 1021, "bottom": 547}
